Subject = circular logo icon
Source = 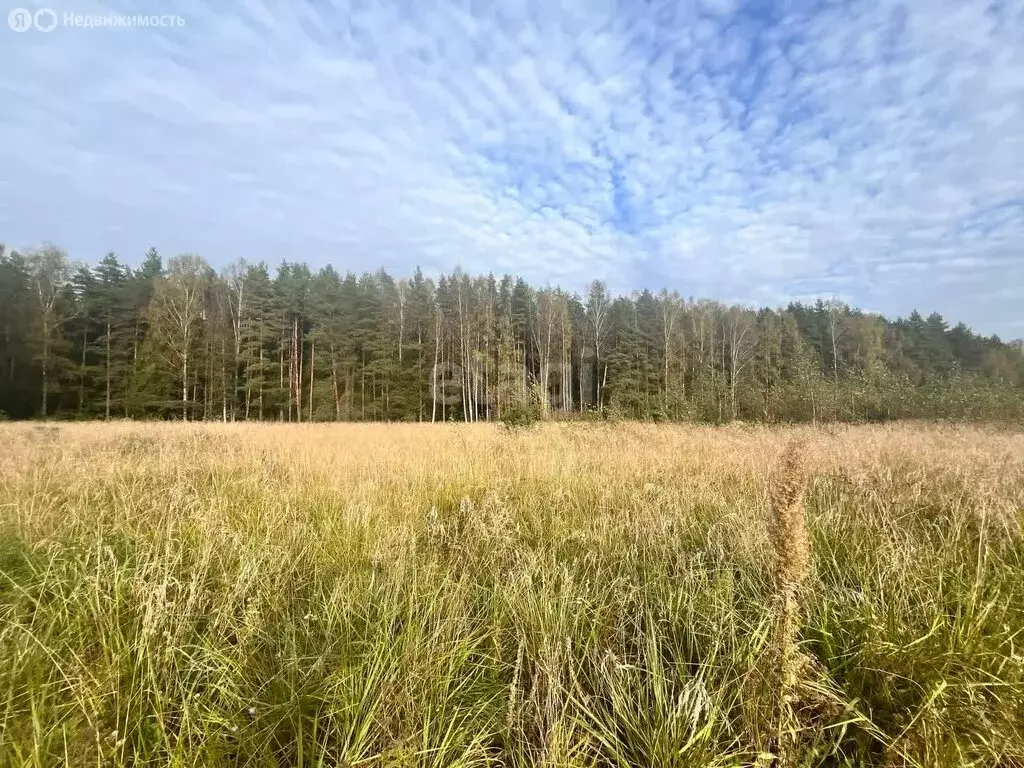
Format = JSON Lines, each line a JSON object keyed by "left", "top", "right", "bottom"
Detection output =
{"left": 8, "top": 8, "right": 33, "bottom": 31}
{"left": 34, "top": 8, "right": 58, "bottom": 32}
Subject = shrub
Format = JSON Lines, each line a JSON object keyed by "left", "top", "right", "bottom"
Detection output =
{"left": 499, "top": 400, "right": 537, "bottom": 430}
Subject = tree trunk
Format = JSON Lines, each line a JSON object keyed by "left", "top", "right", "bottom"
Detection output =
{"left": 293, "top": 316, "right": 302, "bottom": 423}
{"left": 78, "top": 324, "right": 87, "bottom": 414}
{"left": 221, "top": 336, "right": 228, "bottom": 422}
{"left": 279, "top": 338, "right": 285, "bottom": 421}
{"left": 40, "top": 328, "right": 48, "bottom": 418}
{"left": 432, "top": 317, "right": 440, "bottom": 423}
{"left": 578, "top": 346, "right": 585, "bottom": 413}
{"left": 308, "top": 338, "right": 315, "bottom": 422}
{"left": 105, "top": 319, "right": 111, "bottom": 419}
{"left": 331, "top": 348, "right": 340, "bottom": 421}
{"left": 182, "top": 351, "right": 188, "bottom": 421}
{"left": 287, "top": 354, "right": 293, "bottom": 421}
{"left": 257, "top": 333, "right": 264, "bottom": 420}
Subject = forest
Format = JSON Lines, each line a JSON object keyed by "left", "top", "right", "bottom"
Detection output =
{"left": 1, "top": 243, "right": 1022, "bottom": 423}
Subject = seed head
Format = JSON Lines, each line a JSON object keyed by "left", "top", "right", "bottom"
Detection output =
{"left": 768, "top": 441, "right": 811, "bottom": 589}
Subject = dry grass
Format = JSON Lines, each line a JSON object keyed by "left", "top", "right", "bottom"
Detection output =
{"left": 1, "top": 421, "right": 1023, "bottom": 767}
{"left": 764, "top": 441, "right": 811, "bottom": 768}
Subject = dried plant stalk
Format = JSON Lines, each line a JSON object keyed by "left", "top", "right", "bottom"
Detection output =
{"left": 768, "top": 440, "right": 811, "bottom": 768}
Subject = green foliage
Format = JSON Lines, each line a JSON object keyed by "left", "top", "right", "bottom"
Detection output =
{"left": 499, "top": 400, "right": 538, "bottom": 429}
{"left": 1, "top": 245, "right": 1022, "bottom": 423}
{"left": 0, "top": 525, "right": 41, "bottom": 598}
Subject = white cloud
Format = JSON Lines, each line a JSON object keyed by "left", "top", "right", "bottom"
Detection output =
{"left": 0, "top": 0, "right": 1022, "bottom": 336}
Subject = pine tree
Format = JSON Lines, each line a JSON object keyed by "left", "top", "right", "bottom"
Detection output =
{"left": 92, "top": 253, "right": 133, "bottom": 419}
{"left": 0, "top": 242, "right": 1021, "bottom": 423}
{"left": 0, "top": 248, "right": 33, "bottom": 417}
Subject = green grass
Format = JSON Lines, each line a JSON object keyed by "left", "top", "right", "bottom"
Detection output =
{"left": 0, "top": 422, "right": 1022, "bottom": 767}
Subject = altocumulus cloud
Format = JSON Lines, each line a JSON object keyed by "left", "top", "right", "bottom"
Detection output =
{"left": 1, "top": 0, "right": 1023, "bottom": 336}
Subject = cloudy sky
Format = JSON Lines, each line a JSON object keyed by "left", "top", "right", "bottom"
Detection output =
{"left": 1, "top": 0, "right": 1022, "bottom": 337}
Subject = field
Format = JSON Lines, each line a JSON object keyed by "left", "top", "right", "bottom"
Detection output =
{"left": 1, "top": 422, "right": 1023, "bottom": 767}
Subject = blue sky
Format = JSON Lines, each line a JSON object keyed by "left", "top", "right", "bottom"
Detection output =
{"left": 1, "top": 0, "right": 1023, "bottom": 337}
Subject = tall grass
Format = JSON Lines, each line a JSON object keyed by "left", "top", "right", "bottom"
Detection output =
{"left": 764, "top": 440, "right": 811, "bottom": 768}
{"left": 1, "top": 421, "right": 1022, "bottom": 766}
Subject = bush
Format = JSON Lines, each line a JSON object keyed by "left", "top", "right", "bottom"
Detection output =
{"left": 647, "top": 404, "right": 669, "bottom": 422}
{"left": 499, "top": 401, "right": 537, "bottom": 430}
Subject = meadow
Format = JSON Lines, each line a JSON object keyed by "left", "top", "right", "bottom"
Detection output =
{"left": 1, "top": 421, "right": 1023, "bottom": 767}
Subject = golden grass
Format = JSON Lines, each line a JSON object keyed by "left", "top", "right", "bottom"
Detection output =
{"left": 1, "top": 421, "right": 1023, "bottom": 766}
{"left": 765, "top": 441, "right": 811, "bottom": 768}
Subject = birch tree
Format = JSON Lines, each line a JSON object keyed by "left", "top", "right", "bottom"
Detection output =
{"left": 149, "top": 254, "right": 209, "bottom": 420}
{"left": 586, "top": 280, "right": 611, "bottom": 411}
{"left": 26, "top": 246, "right": 71, "bottom": 417}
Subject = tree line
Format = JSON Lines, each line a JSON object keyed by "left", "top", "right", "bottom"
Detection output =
{"left": 1, "top": 243, "right": 1022, "bottom": 423}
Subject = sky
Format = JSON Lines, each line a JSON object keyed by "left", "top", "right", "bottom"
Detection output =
{"left": 1, "top": 0, "right": 1023, "bottom": 338}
